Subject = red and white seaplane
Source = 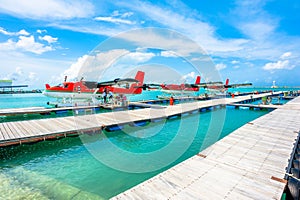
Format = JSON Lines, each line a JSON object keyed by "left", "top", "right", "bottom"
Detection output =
{"left": 160, "top": 76, "right": 201, "bottom": 95}
{"left": 43, "top": 71, "right": 145, "bottom": 107}
{"left": 196, "top": 78, "right": 252, "bottom": 92}
{"left": 142, "top": 76, "right": 252, "bottom": 99}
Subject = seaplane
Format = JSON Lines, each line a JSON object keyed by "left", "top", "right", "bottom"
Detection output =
{"left": 137, "top": 76, "right": 201, "bottom": 99}
{"left": 42, "top": 71, "right": 145, "bottom": 107}
{"left": 194, "top": 78, "right": 252, "bottom": 97}
{"left": 140, "top": 76, "right": 252, "bottom": 99}
{"left": 196, "top": 78, "right": 252, "bottom": 90}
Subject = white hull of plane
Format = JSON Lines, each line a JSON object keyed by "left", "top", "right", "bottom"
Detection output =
{"left": 161, "top": 89, "right": 197, "bottom": 95}
{"left": 42, "top": 91, "right": 102, "bottom": 100}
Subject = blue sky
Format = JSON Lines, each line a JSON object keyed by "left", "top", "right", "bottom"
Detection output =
{"left": 0, "top": 0, "right": 299, "bottom": 88}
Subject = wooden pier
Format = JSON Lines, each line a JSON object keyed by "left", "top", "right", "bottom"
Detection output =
{"left": 0, "top": 92, "right": 282, "bottom": 147}
{"left": 228, "top": 103, "right": 282, "bottom": 110}
{"left": 112, "top": 95, "right": 300, "bottom": 200}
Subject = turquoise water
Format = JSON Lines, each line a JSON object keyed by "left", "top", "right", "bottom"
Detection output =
{"left": 0, "top": 87, "right": 297, "bottom": 199}
{"left": 0, "top": 93, "right": 55, "bottom": 109}
{"left": 0, "top": 107, "right": 268, "bottom": 199}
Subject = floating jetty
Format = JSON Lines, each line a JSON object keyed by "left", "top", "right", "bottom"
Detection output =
{"left": 112, "top": 95, "right": 300, "bottom": 200}
{"left": 228, "top": 103, "right": 281, "bottom": 110}
{"left": 0, "top": 92, "right": 280, "bottom": 147}
{"left": 0, "top": 92, "right": 281, "bottom": 146}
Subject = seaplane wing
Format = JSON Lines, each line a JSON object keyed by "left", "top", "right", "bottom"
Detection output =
{"left": 139, "top": 76, "right": 201, "bottom": 94}
{"left": 224, "top": 83, "right": 252, "bottom": 88}
{"left": 194, "top": 79, "right": 252, "bottom": 92}
{"left": 192, "top": 81, "right": 223, "bottom": 88}
{"left": 97, "top": 78, "right": 139, "bottom": 87}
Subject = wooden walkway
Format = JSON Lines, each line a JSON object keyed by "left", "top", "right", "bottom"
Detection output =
{"left": 112, "top": 95, "right": 300, "bottom": 200}
{"left": 0, "top": 92, "right": 281, "bottom": 147}
{"left": 228, "top": 103, "right": 282, "bottom": 110}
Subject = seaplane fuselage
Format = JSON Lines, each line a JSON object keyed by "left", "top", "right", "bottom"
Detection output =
{"left": 43, "top": 71, "right": 145, "bottom": 99}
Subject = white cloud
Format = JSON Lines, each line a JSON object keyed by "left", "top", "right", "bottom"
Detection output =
{"left": 121, "top": 12, "right": 133, "bottom": 18}
{"left": 215, "top": 63, "right": 227, "bottom": 71}
{"left": 94, "top": 10, "right": 135, "bottom": 25}
{"left": 112, "top": 10, "right": 133, "bottom": 18}
{"left": 58, "top": 55, "right": 88, "bottom": 82}
{"left": 238, "top": 21, "right": 276, "bottom": 41}
{"left": 17, "top": 29, "right": 30, "bottom": 36}
{"left": 94, "top": 16, "right": 134, "bottom": 25}
{"left": 116, "top": 1, "right": 248, "bottom": 53}
{"left": 38, "top": 35, "right": 58, "bottom": 43}
{"left": 25, "top": 72, "right": 39, "bottom": 82}
{"left": 0, "top": 0, "right": 94, "bottom": 20}
{"left": 0, "top": 35, "right": 54, "bottom": 54}
{"left": 161, "top": 50, "right": 177, "bottom": 57}
{"left": 16, "top": 35, "right": 53, "bottom": 54}
{"left": 6, "top": 67, "right": 24, "bottom": 81}
{"left": 231, "top": 60, "right": 239, "bottom": 64}
{"left": 280, "top": 52, "right": 292, "bottom": 59}
{"left": 181, "top": 71, "right": 196, "bottom": 82}
{"left": 121, "top": 52, "right": 155, "bottom": 63}
{"left": 37, "top": 29, "right": 47, "bottom": 34}
{"left": 263, "top": 60, "right": 295, "bottom": 71}
{"left": 0, "top": 27, "right": 29, "bottom": 36}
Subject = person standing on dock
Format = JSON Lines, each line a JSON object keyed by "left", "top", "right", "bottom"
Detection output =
{"left": 170, "top": 96, "right": 174, "bottom": 105}
{"left": 102, "top": 88, "right": 107, "bottom": 104}
{"left": 108, "top": 90, "right": 113, "bottom": 103}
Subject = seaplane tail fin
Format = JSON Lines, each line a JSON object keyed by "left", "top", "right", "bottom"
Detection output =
{"left": 135, "top": 71, "right": 145, "bottom": 85}
{"left": 45, "top": 84, "right": 50, "bottom": 89}
{"left": 195, "top": 76, "right": 201, "bottom": 84}
{"left": 225, "top": 78, "right": 229, "bottom": 86}
{"left": 131, "top": 71, "right": 145, "bottom": 94}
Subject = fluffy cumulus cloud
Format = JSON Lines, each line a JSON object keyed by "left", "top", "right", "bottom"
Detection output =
{"left": 0, "top": 33, "right": 55, "bottom": 54}
{"left": 263, "top": 60, "right": 294, "bottom": 71}
{"left": 263, "top": 52, "right": 295, "bottom": 71}
{"left": 0, "top": 0, "right": 94, "bottom": 20}
{"left": 38, "top": 35, "right": 58, "bottom": 43}
{"left": 181, "top": 71, "right": 196, "bottom": 82}
{"left": 15, "top": 35, "right": 53, "bottom": 54}
{"left": 59, "top": 55, "right": 89, "bottom": 81}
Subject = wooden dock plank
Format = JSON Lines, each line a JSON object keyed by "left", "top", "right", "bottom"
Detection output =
{"left": 0, "top": 123, "right": 10, "bottom": 140}
{"left": 29, "top": 120, "right": 54, "bottom": 134}
{"left": 4, "top": 122, "right": 21, "bottom": 138}
{"left": 0, "top": 124, "right": 4, "bottom": 140}
{"left": 14, "top": 121, "right": 35, "bottom": 138}
{"left": 21, "top": 120, "right": 44, "bottom": 136}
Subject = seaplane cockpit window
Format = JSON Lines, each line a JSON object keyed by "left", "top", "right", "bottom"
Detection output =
{"left": 64, "top": 84, "right": 69, "bottom": 88}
